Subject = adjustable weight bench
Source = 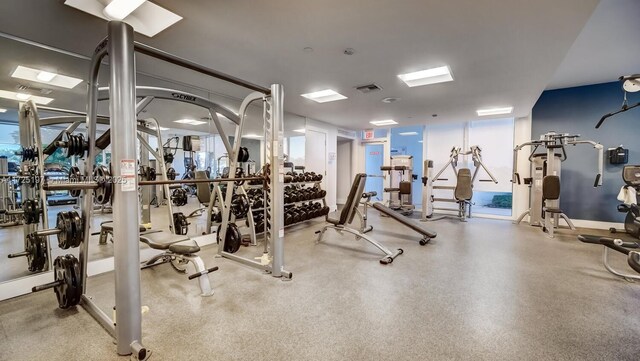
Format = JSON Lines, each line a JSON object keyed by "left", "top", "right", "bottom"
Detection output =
{"left": 100, "top": 222, "right": 218, "bottom": 297}
{"left": 315, "top": 173, "right": 403, "bottom": 264}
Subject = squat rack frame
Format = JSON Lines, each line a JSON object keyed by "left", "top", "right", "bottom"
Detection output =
{"left": 56, "top": 21, "right": 288, "bottom": 359}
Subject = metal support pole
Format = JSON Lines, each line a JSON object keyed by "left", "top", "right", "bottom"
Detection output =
{"left": 108, "top": 21, "right": 143, "bottom": 356}
{"left": 270, "top": 84, "right": 285, "bottom": 277}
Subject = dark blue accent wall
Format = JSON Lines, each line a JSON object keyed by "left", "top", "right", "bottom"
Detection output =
{"left": 532, "top": 82, "right": 640, "bottom": 222}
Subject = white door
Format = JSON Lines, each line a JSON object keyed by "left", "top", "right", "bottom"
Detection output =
{"left": 305, "top": 129, "right": 326, "bottom": 177}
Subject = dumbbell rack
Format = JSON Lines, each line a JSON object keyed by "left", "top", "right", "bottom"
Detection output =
{"left": 247, "top": 178, "right": 327, "bottom": 231}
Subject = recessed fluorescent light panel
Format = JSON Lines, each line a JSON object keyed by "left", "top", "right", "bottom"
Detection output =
{"left": 476, "top": 106, "right": 513, "bottom": 117}
{"left": 398, "top": 131, "right": 418, "bottom": 136}
{"left": 293, "top": 129, "right": 306, "bottom": 133}
{"left": 243, "top": 134, "right": 263, "bottom": 139}
{"left": 64, "top": 0, "right": 182, "bottom": 37}
{"left": 301, "top": 89, "right": 347, "bottom": 103}
{"left": 174, "top": 119, "right": 206, "bottom": 126}
{"left": 0, "top": 90, "right": 53, "bottom": 105}
{"left": 11, "top": 66, "right": 83, "bottom": 89}
{"left": 0, "top": 108, "right": 7, "bottom": 113}
{"left": 370, "top": 119, "right": 398, "bottom": 126}
{"left": 398, "top": 66, "right": 453, "bottom": 87}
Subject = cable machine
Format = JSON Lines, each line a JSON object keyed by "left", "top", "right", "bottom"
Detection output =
{"left": 422, "top": 145, "right": 498, "bottom": 221}
{"left": 513, "top": 131, "right": 603, "bottom": 235}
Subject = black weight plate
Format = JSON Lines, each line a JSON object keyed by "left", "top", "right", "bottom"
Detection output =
{"left": 216, "top": 224, "right": 242, "bottom": 253}
{"left": 69, "top": 211, "right": 83, "bottom": 248}
{"left": 68, "top": 167, "right": 82, "bottom": 197}
{"left": 26, "top": 233, "right": 47, "bottom": 272}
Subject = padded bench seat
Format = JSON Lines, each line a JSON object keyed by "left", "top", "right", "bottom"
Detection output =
{"left": 543, "top": 207, "right": 563, "bottom": 214}
{"left": 101, "top": 221, "right": 200, "bottom": 255}
{"left": 139, "top": 232, "right": 200, "bottom": 254}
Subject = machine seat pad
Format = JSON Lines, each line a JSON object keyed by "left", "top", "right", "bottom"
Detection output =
{"left": 543, "top": 207, "right": 563, "bottom": 214}
{"left": 169, "top": 184, "right": 182, "bottom": 190}
{"left": 168, "top": 240, "right": 201, "bottom": 254}
{"left": 101, "top": 221, "right": 147, "bottom": 233}
{"left": 140, "top": 232, "right": 190, "bottom": 250}
{"left": 384, "top": 188, "right": 400, "bottom": 192}
{"left": 326, "top": 216, "right": 340, "bottom": 225}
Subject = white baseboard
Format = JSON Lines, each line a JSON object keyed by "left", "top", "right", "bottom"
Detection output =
{"left": 570, "top": 219, "right": 623, "bottom": 230}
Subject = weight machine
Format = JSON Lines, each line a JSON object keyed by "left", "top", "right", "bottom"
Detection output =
{"left": 422, "top": 145, "right": 498, "bottom": 222}
{"left": 380, "top": 155, "right": 417, "bottom": 215}
{"left": 28, "top": 21, "right": 289, "bottom": 360}
{"left": 513, "top": 131, "right": 603, "bottom": 237}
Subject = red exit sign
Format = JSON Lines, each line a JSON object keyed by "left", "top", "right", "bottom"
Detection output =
{"left": 370, "top": 151, "right": 380, "bottom": 155}
{"left": 363, "top": 129, "right": 375, "bottom": 140}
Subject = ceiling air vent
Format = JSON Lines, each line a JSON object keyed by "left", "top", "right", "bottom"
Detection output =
{"left": 16, "top": 84, "right": 53, "bottom": 95}
{"left": 355, "top": 83, "right": 382, "bottom": 94}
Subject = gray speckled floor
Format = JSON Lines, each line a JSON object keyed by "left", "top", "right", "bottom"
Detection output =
{"left": 0, "top": 211, "right": 639, "bottom": 361}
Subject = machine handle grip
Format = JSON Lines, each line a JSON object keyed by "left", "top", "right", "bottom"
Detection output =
{"left": 479, "top": 179, "right": 494, "bottom": 182}
{"left": 380, "top": 166, "right": 392, "bottom": 171}
{"left": 594, "top": 174, "right": 601, "bottom": 187}
{"left": 362, "top": 191, "right": 377, "bottom": 198}
{"left": 188, "top": 266, "right": 219, "bottom": 280}
{"left": 436, "top": 178, "right": 448, "bottom": 181}
{"left": 514, "top": 173, "right": 521, "bottom": 185}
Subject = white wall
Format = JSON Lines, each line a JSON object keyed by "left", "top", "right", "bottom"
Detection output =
{"left": 305, "top": 118, "right": 338, "bottom": 211}
{"left": 512, "top": 115, "right": 532, "bottom": 220}
{"left": 336, "top": 140, "right": 353, "bottom": 204}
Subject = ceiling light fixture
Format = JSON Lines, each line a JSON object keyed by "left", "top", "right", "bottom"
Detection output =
{"left": 0, "top": 90, "right": 53, "bottom": 105}
{"left": 12, "top": 66, "right": 82, "bottom": 89}
{"left": 418, "top": 140, "right": 423, "bottom": 143}
{"left": 0, "top": 108, "right": 7, "bottom": 113}
{"left": 64, "top": 0, "right": 182, "bottom": 37}
{"left": 174, "top": 119, "right": 206, "bottom": 126}
{"left": 293, "top": 129, "right": 306, "bottom": 134}
{"left": 36, "top": 71, "right": 57, "bottom": 82}
{"left": 370, "top": 119, "right": 398, "bottom": 126}
{"left": 476, "top": 106, "right": 514, "bottom": 117}
{"left": 398, "top": 65, "right": 453, "bottom": 87}
{"left": 243, "top": 134, "right": 263, "bottom": 139}
{"left": 398, "top": 131, "right": 418, "bottom": 136}
{"left": 301, "top": 89, "right": 347, "bottom": 103}
{"left": 103, "top": 0, "right": 146, "bottom": 20}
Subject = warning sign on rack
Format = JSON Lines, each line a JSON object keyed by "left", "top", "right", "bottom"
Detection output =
{"left": 120, "top": 159, "right": 136, "bottom": 192}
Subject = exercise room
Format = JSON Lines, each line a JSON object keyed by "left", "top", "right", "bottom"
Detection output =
{"left": 0, "top": 0, "right": 638, "bottom": 360}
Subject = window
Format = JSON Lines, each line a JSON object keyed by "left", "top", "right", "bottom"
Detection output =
{"left": 468, "top": 118, "right": 514, "bottom": 216}
{"left": 288, "top": 135, "right": 305, "bottom": 168}
{"left": 425, "top": 118, "right": 514, "bottom": 216}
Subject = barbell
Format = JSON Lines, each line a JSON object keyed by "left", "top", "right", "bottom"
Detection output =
{"left": 31, "top": 254, "right": 82, "bottom": 309}
{"left": 7, "top": 233, "right": 48, "bottom": 272}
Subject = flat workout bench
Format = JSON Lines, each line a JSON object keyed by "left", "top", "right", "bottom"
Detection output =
{"left": 100, "top": 222, "right": 218, "bottom": 296}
